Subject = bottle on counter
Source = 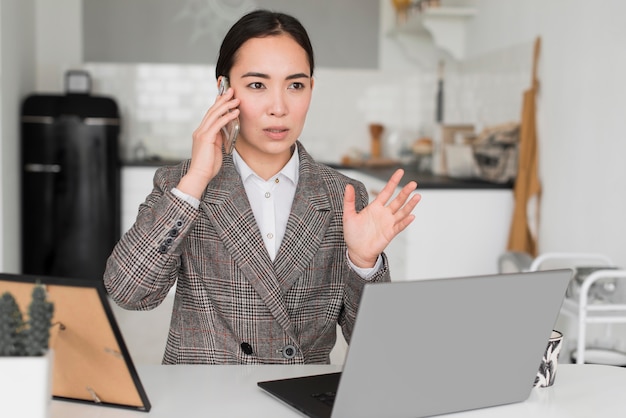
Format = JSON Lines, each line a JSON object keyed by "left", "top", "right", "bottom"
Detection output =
{"left": 435, "top": 60, "right": 444, "bottom": 124}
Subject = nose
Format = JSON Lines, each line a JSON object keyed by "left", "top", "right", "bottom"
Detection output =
{"left": 267, "top": 89, "right": 288, "bottom": 117}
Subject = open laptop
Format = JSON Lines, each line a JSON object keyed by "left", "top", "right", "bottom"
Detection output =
{"left": 0, "top": 273, "right": 151, "bottom": 412}
{"left": 258, "top": 269, "right": 572, "bottom": 418}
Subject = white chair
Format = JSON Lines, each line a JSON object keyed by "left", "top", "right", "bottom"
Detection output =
{"left": 499, "top": 251, "right": 626, "bottom": 365}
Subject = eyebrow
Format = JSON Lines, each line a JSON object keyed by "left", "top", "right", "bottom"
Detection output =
{"left": 241, "top": 72, "right": 310, "bottom": 80}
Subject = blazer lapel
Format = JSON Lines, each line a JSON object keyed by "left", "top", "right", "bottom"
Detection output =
{"left": 273, "top": 149, "right": 332, "bottom": 292}
{"left": 200, "top": 157, "right": 296, "bottom": 336}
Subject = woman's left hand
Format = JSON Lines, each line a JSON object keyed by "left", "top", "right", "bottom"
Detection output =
{"left": 343, "top": 169, "right": 421, "bottom": 269}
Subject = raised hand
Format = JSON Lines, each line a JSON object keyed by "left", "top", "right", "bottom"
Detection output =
{"left": 343, "top": 169, "right": 421, "bottom": 268}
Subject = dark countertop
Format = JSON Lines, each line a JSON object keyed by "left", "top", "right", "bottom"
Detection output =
{"left": 324, "top": 163, "right": 513, "bottom": 190}
{"left": 122, "top": 159, "right": 513, "bottom": 190}
{"left": 122, "top": 158, "right": 182, "bottom": 167}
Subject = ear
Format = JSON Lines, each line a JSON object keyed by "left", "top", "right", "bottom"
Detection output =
{"left": 310, "top": 76, "right": 315, "bottom": 91}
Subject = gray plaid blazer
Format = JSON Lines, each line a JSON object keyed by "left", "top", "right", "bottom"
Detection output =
{"left": 104, "top": 142, "right": 390, "bottom": 364}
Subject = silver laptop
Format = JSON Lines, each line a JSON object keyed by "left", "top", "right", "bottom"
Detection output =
{"left": 258, "top": 269, "right": 572, "bottom": 418}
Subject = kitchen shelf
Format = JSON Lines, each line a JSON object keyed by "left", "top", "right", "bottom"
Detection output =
{"left": 393, "top": 7, "right": 477, "bottom": 60}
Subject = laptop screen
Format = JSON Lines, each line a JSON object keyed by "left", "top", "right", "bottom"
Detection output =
{"left": 258, "top": 269, "right": 572, "bottom": 418}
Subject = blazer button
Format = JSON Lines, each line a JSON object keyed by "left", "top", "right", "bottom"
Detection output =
{"left": 168, "top": 228, "right": 178, "bottom": 237}
{"left": 281, "top": 344, "right": 297, "bottom": 359}
{"left": 241, "top": 342, "right": 253, "bottom": 355}
{"left": 158, "top": 244, "right": 168, "bottom": 254}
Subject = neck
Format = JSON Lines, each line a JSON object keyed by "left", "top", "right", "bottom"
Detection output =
{"left": 237, "top": 144, "right": 295, "bottom": 180}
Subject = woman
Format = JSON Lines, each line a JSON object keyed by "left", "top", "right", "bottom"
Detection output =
{"left": 104, "top": 9, "right": 420, "bottom": 364}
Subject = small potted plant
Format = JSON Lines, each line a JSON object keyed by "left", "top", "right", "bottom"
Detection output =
{"left": 0, "top": 283, "right": 55, "bottom": 418}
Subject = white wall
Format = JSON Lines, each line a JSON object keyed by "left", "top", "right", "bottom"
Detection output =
{"left": 0, "top": 0, "right": 36, "bottom": 273}
{"left": 0, "top": 0, "right": 81, "bottom": 272}
{"left": 1, "top": 1, "right": 3, "bottom": 271}
{"left": 34, "top": 0, "right": 82, "bottom": 92}
{"left": 465, "top": 0, "right": 626, "bottom": 267}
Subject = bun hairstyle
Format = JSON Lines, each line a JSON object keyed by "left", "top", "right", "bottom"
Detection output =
{"left": 215, "top": 9, "right": 315, "bottom": 79}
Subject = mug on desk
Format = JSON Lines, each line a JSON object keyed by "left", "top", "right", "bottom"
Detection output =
{"left": 534, "top": 330, "right": 564, "bottom": 388}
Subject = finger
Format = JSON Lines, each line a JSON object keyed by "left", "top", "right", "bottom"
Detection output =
{"left": 213, "top": 102, "right": 240, "bottom": 135}
{"left": 194, "top": 105, "right": 240, "bottom": 147}
{"left": 213, "top": 86, "right": 235, "bottom": 104}
{"left": 394, "top": 193, "right": 421, "bottom": 219}
{"left": 387, "top": 181, "right": 418, "bottom": 213}
{"left": 343, "top": 184, "right": 357, "bottom": 219}
{"left": 199, "top": 92, "right": 230, "bottom": 127}
{"left": 215, "top": 88, "right": 240, "bottom": 114}
{"left": 373, "top": 169, "right": 406, "bottom": 205}
{"left": 394, "top": 213, "right": 416, "bottom": 234}
{"left": 197, "top": 91, "right": 239, "bottom": 133}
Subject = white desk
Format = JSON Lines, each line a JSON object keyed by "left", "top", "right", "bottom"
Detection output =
{"left": 51, "top": 364, "right": 626, "bottom": 418}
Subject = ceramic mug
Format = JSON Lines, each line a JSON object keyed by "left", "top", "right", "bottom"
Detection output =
{"left": 534, "top": 330, "right": 564, "bottom": 388}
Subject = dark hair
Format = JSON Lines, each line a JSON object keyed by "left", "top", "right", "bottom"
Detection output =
{"left": 215, "top": 10, "right": 315, "bottom": 79}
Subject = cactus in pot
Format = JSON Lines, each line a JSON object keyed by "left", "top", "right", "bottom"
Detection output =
{"left": 0, "top": 292, "right": 25, "bottom": 355}
{"left": 0, "top": 284, "right": 54, "bottom": 357}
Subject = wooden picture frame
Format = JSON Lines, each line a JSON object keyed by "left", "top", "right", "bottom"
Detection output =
{"left": 0, "top": 273, "right": 151, "bottom": 412}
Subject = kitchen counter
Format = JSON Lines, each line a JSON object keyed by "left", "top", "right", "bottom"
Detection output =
{"left": 327, "top": 163, "right": 513, "bottom": 190}
{"left": 122, "top": 159, "right": 513, "bottom": 190}
{"left": 123, "top": 158, "right": 182, "bottom": 167}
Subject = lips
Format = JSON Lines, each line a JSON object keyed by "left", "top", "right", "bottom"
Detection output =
{"left": 264, "top": 127, "right": 289, "bottom": 140}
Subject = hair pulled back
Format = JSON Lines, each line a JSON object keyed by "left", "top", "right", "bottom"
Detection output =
{"left": 215, "top": 9, "right": 315, "bottom": 79}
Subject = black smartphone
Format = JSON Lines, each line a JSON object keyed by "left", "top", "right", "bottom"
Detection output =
{"left": 218, "top": 77, "right": 240, "bottom": 154}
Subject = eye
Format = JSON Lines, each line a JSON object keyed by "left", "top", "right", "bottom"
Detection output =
{"left": 248, "top": 82, "right": 265, "bottom": 90}
{"left": 289, "top": 82, "right": 306, "bottom": 90}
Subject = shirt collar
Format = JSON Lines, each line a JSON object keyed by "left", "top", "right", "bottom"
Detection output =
{"left": 232, "top": 144, "right": 300, "bottom": 185}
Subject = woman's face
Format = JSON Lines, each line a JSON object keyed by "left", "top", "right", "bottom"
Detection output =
{"left": 227, "top": 34, "right": 313, "bottom": 162}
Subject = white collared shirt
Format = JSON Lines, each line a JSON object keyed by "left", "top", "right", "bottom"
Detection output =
{"left": 232, "top": 146, "right": 299, "bottom": 261}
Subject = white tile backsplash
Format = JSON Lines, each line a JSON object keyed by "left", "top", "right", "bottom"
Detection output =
{"left": 82, "top": 40, "right": 532, "bottom": 164}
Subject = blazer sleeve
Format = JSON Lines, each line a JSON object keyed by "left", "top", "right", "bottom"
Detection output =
{"left": 103, "top": 164, "right": 198, "bottom": 310}
{"left": 338, "top": 178, "right": 391, "bottom": 343}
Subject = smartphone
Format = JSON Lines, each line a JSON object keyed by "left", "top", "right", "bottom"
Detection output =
{"left": 218, "top": 77, "right": 240, "bottom": 154}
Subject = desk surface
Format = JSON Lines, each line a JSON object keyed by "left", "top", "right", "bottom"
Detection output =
{"left": 51, "top": 364, "right": 626, "bottom": 418}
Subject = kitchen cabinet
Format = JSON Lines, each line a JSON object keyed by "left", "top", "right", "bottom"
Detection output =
{"left": 403, "top": 188, "right": 513, "bottom": 279}
{"left": 121, "top": 166, "right": 158, "bottom": 234}
{"left": 122, "top": 166, "right": 513, "bottom": 280}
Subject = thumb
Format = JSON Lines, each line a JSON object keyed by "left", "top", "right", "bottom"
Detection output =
{"left": 343, "top": 184, "right": 357, "bottom": 219}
